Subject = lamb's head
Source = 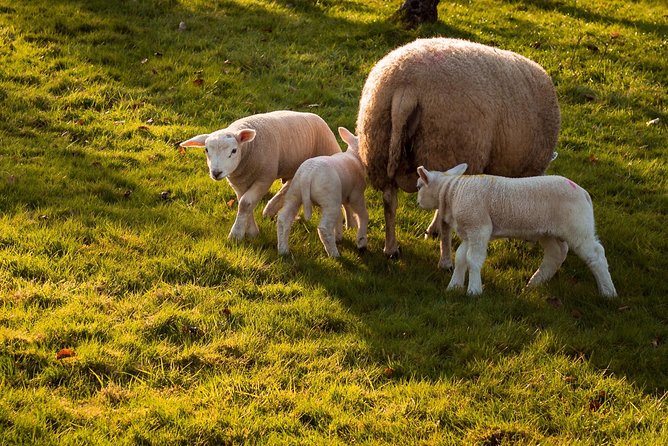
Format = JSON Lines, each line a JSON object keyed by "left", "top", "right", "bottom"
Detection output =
{"left": 416, "top": 163, "right": 468, "bottom": 210}
{"left": 180, "top": 128, "right": 256, "bottom": 181}
{"left": 338, "top": 127, "right": 359, "bottom": 156}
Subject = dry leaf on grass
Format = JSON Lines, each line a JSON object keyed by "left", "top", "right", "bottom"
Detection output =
{"left": 56, "top": 348, "right": 76, "bottom": 360}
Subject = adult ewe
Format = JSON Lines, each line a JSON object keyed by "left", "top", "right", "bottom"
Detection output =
{"left": 357, "top": 38, "right": 561, "bottom": 262}
{"left": 180, "top": 111, "right": 341, "bottom": 240}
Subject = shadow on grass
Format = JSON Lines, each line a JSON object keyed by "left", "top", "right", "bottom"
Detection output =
{"left": 502, "top": 0, "right": 668, "bottom": 38}
{"left": 4, "top": 0, "right": 667, "bottom": 396}
{"left": 287, "top": 231, "right": 668, "bottom": 394}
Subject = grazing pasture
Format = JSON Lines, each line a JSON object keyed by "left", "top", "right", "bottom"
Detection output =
{"left": 0, "top": 0, "right": 666, "bottom": 443}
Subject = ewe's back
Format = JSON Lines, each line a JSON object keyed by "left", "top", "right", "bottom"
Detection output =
{"left": 357, "top": 38, "right": 561, "bottom": 192}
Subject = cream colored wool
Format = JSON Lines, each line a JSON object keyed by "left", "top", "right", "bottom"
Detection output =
{"left": 180, "top": 111, "right": 341, "bottom": 240}
{"left": 357, "top": 38, "right": 560, "bottom": 260}
{"left": 277, "top": 127, "right": 368, "bottom": 258}
{"left": 417, "top": 164, "right": 617, "bottom": 297}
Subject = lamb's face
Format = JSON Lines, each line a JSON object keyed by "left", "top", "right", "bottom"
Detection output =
{"left": 205, "top": 133, "right": 242, "bottom": 181}
{"left": 416, "top": 176, "right": 439, "bottom": 210}
{"left": 203, "top": 128, "right": 256, "bottom": 181}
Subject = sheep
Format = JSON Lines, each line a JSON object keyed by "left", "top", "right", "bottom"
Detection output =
{"left": 356, "top": 37, "right": 561, "bottom": 263}
{"left": 416, "top": 164, "right": 617, "bottom": 298}
{"left": 180, "top": 111, "right": 342, "bottom": 240}
{"left": 277, "top": 127, "right": 369, "bottom": 258}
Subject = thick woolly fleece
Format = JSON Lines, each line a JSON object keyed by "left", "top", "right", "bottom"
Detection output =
{"left": 181, "top": 111, "right": 341, "bottom": 240}
{"left": 356, "top": 38, "right": 561, "bottom": 257}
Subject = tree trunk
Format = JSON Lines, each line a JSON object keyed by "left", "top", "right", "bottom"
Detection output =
{"left": 394, "top": 0, "right": 440, "bottom": 28}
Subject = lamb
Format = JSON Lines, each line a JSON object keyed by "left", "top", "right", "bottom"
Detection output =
{"left": 180, "top": 111, "right": 342, "bottom": 240}
{"left": 356, "top": 37, "right": 561, "bottom": 262}
{"left": 416, "top": 164, "right": 617, "bottom": 298}
{"left": 277, "top": 127, "right": 368, "bottom": 258}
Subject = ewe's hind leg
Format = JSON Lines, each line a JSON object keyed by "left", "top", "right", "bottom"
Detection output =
{"left": 527, "top": 237, "right": 569, "bottom": 288}
{"left": 277, "top": 202, "right": 299, "bottom": 256}
{"left": 318, "top": 206, "right": 341, "bottom": 257}
{"left": 571, "top": 239, "right": 617, "bottom": 297}
{"left": 447, "top": 241, "right": 468, "bottom": 291}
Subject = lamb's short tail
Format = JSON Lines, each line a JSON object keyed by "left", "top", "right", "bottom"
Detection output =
{"left": 387, "top": 87, "right": 420, "bottom": 179}
{"left": 301, "top": 185, "right": 313, "bottom": 221}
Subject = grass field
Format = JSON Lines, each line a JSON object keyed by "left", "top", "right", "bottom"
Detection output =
{"left": 1, "top": 0, "right": 667, "bottom": 443}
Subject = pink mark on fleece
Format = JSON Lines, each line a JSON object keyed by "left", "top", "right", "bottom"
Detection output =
{"left": 567, "top": 179, "right": 578, "bottom": 190}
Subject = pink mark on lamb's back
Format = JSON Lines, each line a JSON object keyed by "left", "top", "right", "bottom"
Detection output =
{"left": 567, "top": 179, "right": 578, "bottom": 190}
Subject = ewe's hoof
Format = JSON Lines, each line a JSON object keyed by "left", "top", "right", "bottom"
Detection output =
{"left": 384, "top": 247, "right": 401, "bottom": 260}
{"left": 357, "top": 246, "right": 368, "bottom": 255}
{"left": 424, "top": 230, "right": 439, "bottom": 240}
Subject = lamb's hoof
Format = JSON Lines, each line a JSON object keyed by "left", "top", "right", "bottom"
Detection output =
{"left": 357, "top": 246, "right": 368, "bottom": 255}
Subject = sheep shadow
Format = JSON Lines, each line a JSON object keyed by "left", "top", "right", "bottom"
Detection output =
{"left": 5, "top": 0, "right": 667, "bottom": 396}
{"left": 281, "top": 225, "right": 668, "bottom": 394}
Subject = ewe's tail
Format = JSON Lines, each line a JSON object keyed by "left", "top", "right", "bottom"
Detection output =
{"left": 387, "top": 87, "right": 420, "bottom": 179}
{"left": 301, "top": 184, "right": 313, "bottom": 221}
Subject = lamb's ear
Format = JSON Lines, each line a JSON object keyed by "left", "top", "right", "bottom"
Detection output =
{"left": 235, "top": 129, "right": 256, "bottom": 144}
{"left": 179, "top": 134, "right": 209, "bottom": 148}
{"left": 446, "top": 163, "right": 468, "bottom": 176}
{"left": 338, "top": 127, "right": 357, "bottom": 147}
{"left": 417, "top": 166, "right": 430, "bottom": 185}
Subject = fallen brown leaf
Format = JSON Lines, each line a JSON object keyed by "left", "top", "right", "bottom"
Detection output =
{"left": 56, "top": 348, "right": 76, "bottom": 360}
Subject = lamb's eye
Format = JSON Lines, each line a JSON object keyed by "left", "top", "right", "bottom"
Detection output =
{"left": 416, "top": 184, "right": 422, "bottom": 191}
{"left": 231, "top": 148, "right": 237, "bottom": 154}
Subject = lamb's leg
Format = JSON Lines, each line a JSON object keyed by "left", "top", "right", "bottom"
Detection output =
{"left": 425, "top": 210, "right": 440, "bottom": 238}
{"left": 262, "top": 180, "right": 291, "bottom": 218}
{"left": 349, "top": 193, "right": 369, "bottom": 252}
{"left": 277, "top": 201, "right": 299, "bottom": 256}
{"left": 438, "top": 218, "right": 453, "bottom": 270}
{"left": 527, "top": 237, "right": 569, "bottom": 287}
{"left": 335, "top": 208, "right": 344, "bottom": 242}
{"left": 465, "top": 228, "right": 492, "bottom": 296}
{"left": 382, "top": 185, "right": 400, "bottom": 258}
{"left": 343, "top": 204, "right": 358, "bottom": 230}
{"left": 318, "top": 206, "right": 341, "bottom": 257}
{"left": 447, "top": 241, "right": 468, "bottom": 291}
{"left": 230, "top": 181, "right": 271, "bottom": 239}
{"left": 571, "top": 239, "right": 617, "bottom": 298}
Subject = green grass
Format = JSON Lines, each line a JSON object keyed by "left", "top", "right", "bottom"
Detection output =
{"left": 1, "top": 0, "right": 667, "bottom": 443}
